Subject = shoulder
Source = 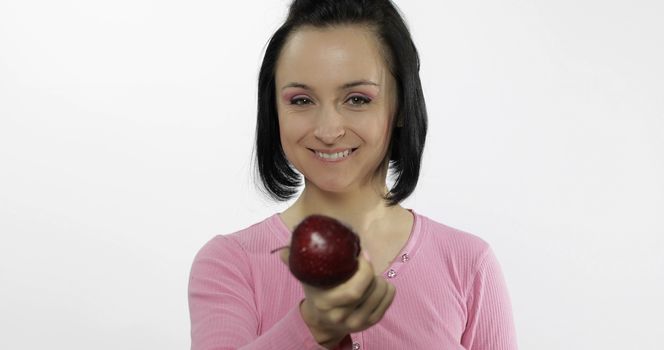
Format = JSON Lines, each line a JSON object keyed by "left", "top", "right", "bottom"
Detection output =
{"left": 416, "top": 211, "right": 491, "bottom": 257}
{"left": 192, "top": 214, "right": 283, "bottom": 264}
{"left": 413, "top": 211, "right": 496, "bottom": 282}
{"left": 413, "top": 211, "right": 506, "bottom": 298}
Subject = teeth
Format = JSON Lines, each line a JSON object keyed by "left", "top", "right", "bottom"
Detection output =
{"left": 316, "top": 149, "right": 352, "bottom": 160}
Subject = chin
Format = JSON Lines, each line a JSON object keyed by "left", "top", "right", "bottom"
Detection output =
{"left": 307, "top": 177, "right": 353, "bottom": 194}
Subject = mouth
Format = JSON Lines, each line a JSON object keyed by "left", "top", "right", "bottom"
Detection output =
{"left": 308, "top": 147, "right": 358, "bottom": 161}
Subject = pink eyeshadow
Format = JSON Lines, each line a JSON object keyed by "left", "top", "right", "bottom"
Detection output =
{"left": 352, "top": 91, "right": 377, "bottom": 100}
{"left": 282, "top": 91, "right": 306, "bottom": 102}
{"left": 350, "top": 87, "right": 379, "bottom": 100}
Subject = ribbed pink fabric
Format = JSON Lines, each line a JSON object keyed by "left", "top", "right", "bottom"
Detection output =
{"left": 188, "top": 209, "right": 517, "bottom": 349}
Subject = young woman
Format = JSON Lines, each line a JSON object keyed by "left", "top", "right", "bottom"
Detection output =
{"left": 188, "top": 1, "right": 517, "bottom": 349}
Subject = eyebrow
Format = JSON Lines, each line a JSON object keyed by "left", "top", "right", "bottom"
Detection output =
{"left": 281, "top": 80, "right": 380, "bottom": 91}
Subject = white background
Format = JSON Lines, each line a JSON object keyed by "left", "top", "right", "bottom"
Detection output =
{"left": 1, "top": 0, "right": 662, "bottom": 349}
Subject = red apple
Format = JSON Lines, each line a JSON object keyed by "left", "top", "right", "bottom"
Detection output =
{"left": 286, "top": 214, "right": 361, "bottom": 288}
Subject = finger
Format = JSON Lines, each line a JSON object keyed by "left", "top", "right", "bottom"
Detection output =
{"left": 324, "top": 305, "right": 352, "bottom": 325}
{"left": 302, "top": 252, "right": 374, "bottom": 312}
{"left": 323, "top": 275, "right": 378, "bottom": 324}
{"left": 342, "top": 278, "right": 389, "bottom": 331}
{"left": 279, "top": 247, "right": 290, "bottom": 265}
{"left": 325, "top": 252, "right": 375, "bottom": 307}
{"left": 350, "top": 275, "right": 378, "bottom": 308}
{"left": 356, "top": 278, "right": 389, "bottom": 314}
{"left": 367, "top": 283, "right": 396, "bottom": 324}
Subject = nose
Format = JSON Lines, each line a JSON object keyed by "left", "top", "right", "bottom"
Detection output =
{"left": 313, "top": 105, "right": 345, "bottom": 145}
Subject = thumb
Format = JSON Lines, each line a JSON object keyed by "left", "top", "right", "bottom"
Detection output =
{"left": 279, "top": 246, "right": 290, "bottom": 265}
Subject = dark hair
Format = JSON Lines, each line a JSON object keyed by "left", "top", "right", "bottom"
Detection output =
{"left": 253, "top": 0, "right": 427, "bottom": 206}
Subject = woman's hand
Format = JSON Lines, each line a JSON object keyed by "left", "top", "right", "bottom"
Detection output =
{"left": 278, "top": 247, "right": 396, "bottom": 348}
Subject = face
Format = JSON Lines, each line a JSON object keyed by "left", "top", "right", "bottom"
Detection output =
{"left": 275, "top": 25, "right": 397, "bottom": 194}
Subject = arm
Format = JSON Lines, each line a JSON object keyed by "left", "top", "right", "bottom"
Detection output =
{"left": 461, "top": 247, "right": 518, "bottom": 350}
{"left": 188, "top": 235, "right": 338, "bottom": 350}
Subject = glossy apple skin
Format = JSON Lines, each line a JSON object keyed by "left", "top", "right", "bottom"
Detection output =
{"left": 288, "top": 215, "right": 361, "bottom": 288}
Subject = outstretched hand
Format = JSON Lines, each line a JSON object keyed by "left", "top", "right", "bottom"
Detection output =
{"left": 278, "top": 246, "right": 396, "bottom": 348}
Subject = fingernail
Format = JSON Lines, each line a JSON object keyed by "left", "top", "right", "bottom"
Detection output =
{"left": 362, "top": 250, "right": 371, "bottom": 262}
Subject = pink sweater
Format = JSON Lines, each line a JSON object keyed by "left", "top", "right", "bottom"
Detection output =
{"left": 188, "top": 210, "right": 518, "bottom": 349}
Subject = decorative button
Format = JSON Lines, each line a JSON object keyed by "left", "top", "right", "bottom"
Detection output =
{"left": 386, "top": 269, "right": 397, "bottom": 278}
{"left": 401, "top": 253, "right": 410, "bottom": 262}
{"left": 352, "top": 342, "right": 361, "bottom": 350}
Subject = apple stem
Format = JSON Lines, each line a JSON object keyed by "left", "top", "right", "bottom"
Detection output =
{"left": 270, "top": 245, "right": 290, "bottom": 254}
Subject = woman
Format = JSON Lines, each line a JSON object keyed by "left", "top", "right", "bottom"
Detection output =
{"left": 188, "top": 1, "right": 517, "bottom": 349}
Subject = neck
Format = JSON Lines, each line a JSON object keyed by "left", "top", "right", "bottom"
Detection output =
{"left": 287, "top": 176, "right": 402, "bottom": 236}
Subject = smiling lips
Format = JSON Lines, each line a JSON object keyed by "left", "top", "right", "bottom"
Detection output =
{"left": 309, "top": 147, "right": 358, "bottom": 161}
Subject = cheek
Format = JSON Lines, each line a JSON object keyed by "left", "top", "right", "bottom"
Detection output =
{"left": 354, "top": 110, "right": 392, "bottom": 143}
{"left": 278, "top": 114, "right": 310, "bottom": 146}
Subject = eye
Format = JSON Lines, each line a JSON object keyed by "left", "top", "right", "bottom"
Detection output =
{"left": 290, "top": 96, "right": 314, "bottom": 106}
{"left": 346, "top": 95, "right": 372, "bottom": 106}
